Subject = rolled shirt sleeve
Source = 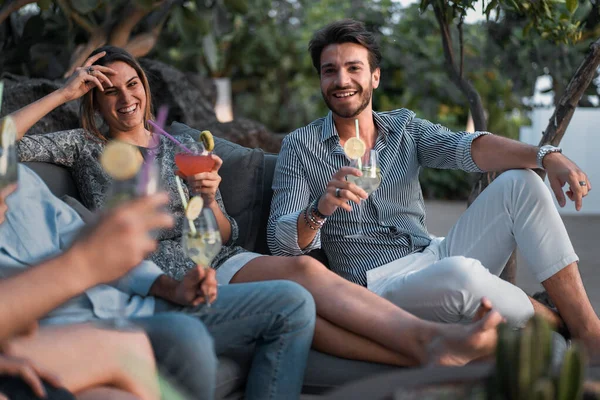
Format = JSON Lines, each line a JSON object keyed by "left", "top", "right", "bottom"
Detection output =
{"left": 409, "top": 118, "right": 490, "bottom": 172}
{"left": 110, "top": 260, "right": 164, "bottom": 296}
{"left": 268, "top": 135, "right": 321, "bottom": 256}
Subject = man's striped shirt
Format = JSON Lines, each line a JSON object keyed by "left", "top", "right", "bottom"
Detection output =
{"left": 267, "top": 109, "right": 489, "bottom": 286}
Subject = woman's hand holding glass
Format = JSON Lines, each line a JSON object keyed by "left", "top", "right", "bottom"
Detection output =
{"left": 172, "top": 264, "right": 218, "bottom": 307}
{"left": 184, "top": 154, "right": 223, "bottom": 206}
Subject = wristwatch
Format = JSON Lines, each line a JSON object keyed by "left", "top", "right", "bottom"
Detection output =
{"left": 536, "top": 145, "right": 562, "bottom": 169}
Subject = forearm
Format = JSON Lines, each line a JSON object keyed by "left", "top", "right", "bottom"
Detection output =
{"left": 148, "top": 274, "right": 179, "bottom": 304}
{"left": 0, "top": 250, "right": 92, "bottom": 342}
{"left": 208, "top": 201, "right": 232, "bottom": 243}
{"left": 471, "top": 134, "right": 538, "bottom": 172}
{"left": 8, "top": 90, "right": 68, "bottom": 140}
{"left": 296, "top": 206, "right": 320, "bottom": 250}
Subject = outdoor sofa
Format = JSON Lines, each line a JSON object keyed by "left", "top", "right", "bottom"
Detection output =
{"left": 24, "top": 121, "right": 398, "bottom": 399}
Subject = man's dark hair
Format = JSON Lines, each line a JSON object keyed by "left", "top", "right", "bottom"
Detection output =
{"left": 309, "top": 19, "right": 382, "bottom": 74}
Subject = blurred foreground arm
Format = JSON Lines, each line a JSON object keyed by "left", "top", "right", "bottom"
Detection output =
{"left": 0, "top": 193, "right": 173, "bottom": 343}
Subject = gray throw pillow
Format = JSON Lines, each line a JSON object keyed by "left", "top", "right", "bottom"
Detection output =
{"left": 167, "top": 122, "right": 265, "bottom": 251}
{"left": 61, "top": 195, "right": 97, "bottom": 225}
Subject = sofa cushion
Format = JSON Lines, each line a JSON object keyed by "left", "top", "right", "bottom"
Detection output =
{"left": 215, "top": 356, "right": 249, "bottom": 399}
{"left": 22, "top": 162, "right": 81, "bottom": 201}
{"left": 214, "top": 349, "right": 399, "bottom": 398}
{"left": 61, "top": 195, "right": 97, "bottom": 224}
{"left": 168, "top": 122, "right": 265, "bottom": 252}
{"left": 302, "top": 350, "right": 398, "bottom": 395}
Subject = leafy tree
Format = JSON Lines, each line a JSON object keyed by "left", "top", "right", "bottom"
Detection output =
{"left": 419, "top": 0, "right": 600, "bottom": 283}
{"left": 0, "top": 0, "right": 184, "bottom": 78}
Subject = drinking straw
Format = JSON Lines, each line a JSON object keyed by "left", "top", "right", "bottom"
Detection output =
{"left": 147, "top": 119, "right": 193, "bottom": 154}
{"left": 0, "top": 81, "right": 4, "bottom": 114}
{"left": 355, "top": 119, "right": 362, "bottom": 170}
{"left": 149, "top": 105, "right": 169, "bottom": 155}
{"left": 139, "top": 105, "right": 169, "bottom": 195}
{"left": 175, "top": 175, "right": 197, "bottom": 235}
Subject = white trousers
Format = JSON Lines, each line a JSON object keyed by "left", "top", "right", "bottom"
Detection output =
{"left": 366, "top": 169, "right": 579, "bottom": 328}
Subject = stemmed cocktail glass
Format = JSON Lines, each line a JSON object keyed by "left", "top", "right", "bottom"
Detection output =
{"left": 345, "top": 150, "right": 381, "bottom": 239}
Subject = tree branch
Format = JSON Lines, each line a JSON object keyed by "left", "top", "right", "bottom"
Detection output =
{"left": 55, "top": 0, "right": 96, "bottom": 33}
{"left": 536, "top": 37, "right": 600, "bottom": 180}
{"left": 123, "top": 25, "right": 163, "bottom": 58}
{"left": 63, "top": 31, "right": 107, "bottom": 77}
{"left": 458, "top": 10, "right": 465, "bottom": 79}
{"left": 433, "top": 3, "right": 487, "bottom": 131}
{"left": 109, "top": 1, "right": 157, "bottom": 47}
{"left": 0, "top": 0, "right": 35, "bottom": 26}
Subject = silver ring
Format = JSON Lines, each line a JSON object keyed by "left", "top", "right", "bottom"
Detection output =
{"left": 335, "top": 188, "right": 341, "bottom": 198}
{"left": 87, "top": 67, "right": 94, "bottom": 75}
{"left": 579, "top": 181, "right": 587, "bottom": 187}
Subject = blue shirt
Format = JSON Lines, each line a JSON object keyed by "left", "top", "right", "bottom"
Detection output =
{"left": 267, "top": 109, "right": 488, "bottom": 286}
{"left": 0, "top": 165, "right": 163, "bottom": 325}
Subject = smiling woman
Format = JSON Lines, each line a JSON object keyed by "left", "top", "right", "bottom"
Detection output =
{"left": 80, "top": 47, "right": 154, "bottom": 147}
{"left": 6, "top": 45, "right": 239, "bottom": 280}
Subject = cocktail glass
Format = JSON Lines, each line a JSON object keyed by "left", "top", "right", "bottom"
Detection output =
{"left": 174, "top": 147, "right": 215, "bottom": 177}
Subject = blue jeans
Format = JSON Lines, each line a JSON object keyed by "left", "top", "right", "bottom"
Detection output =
{"left": 153, "top": 280, "right": 316, "bottom": 400}
{"left": 132, "top": 313, "right": 217, "bottom": 399}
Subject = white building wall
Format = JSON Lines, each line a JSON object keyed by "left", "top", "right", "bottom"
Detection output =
{"left": 519, "top": 108, "right": 600, "bottom": 215}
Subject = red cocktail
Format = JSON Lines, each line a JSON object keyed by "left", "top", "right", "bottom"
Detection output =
{"left": 175, "top": 152, "right": 215, "bottom": 176}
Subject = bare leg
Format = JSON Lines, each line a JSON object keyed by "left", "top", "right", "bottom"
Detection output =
{"left": 313, "top": 316, "right": 415, "bottom": 366}
{"left": 4, "top": 325, "right": 159, "bottom": 400}
{"left": 529, "top": 295, "right": 565, "bottom": 330}
{"left": 77, "top": 388, "right": 141, "bottom": 400}
{"left": 231, "top": 255, "right": 502, "bottom": 365}
{"left": 542, "top": 263, "right": 600, "bottom": 350}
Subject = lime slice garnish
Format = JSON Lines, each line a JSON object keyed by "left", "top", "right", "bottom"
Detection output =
{"left": 101, "top": 141, "right": 142, "bottom": 180}
{"left": 185, "top": 196, "right": 204, "bottom": 220}
{"left": 343, "top": 137, "right": 366, "bottom": 160}
{"left": 199, "top": 130, "right": 215, "bottom": 152}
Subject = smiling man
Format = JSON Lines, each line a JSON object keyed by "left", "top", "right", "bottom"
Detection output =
{"left": 268, "top": 19, "right": 600, "bottom": 352}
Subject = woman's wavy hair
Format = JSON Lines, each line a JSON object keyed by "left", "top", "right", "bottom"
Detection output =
{"left": 80, "top": 45, "right": 153, "bottom": 142}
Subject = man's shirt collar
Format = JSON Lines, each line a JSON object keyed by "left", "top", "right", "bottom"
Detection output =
{"left": 320, "top": 110, "right": 391, "bottom": 143}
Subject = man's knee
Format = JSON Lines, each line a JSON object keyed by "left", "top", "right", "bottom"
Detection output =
{"left": 495, "top": 169, "right": 548, "bottom": 196}
{"left": 436, "top": 256, "right": 488, "bottom": 290}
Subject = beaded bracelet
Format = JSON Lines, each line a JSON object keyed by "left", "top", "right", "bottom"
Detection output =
{"left": 307, "top": 208, "right": 325, "bottom": 228}
{"left": 303, "top": 206, "right": 321, "bottom": 230}
{"left": 311, "top": 198, "right": 330, "bottom": 219}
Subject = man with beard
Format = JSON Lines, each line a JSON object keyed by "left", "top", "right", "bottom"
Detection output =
{"left": 267, "top": 19, "right": 600, "bottom": 352}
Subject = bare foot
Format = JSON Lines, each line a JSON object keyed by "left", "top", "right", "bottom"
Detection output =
{"left": 428, "top": 300, "right": 503, "bottom": 366}
{"left": 472, "top": 297, "right": 493, "bottom": 322}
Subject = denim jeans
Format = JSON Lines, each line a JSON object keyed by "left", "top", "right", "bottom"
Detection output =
{"left": 132, "top": 313, "right": 217, "bottom": 399}
{"left": 153, "top": 280, "right": 316, "bottom": 400}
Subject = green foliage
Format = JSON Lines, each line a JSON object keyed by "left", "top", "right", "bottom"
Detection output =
{"left": 3, "top": 0, "right": 598, "bottom": 200}
{"left": 419, "top": 168, "right": 473, "bottom": 200}
{"left": 420, "top": 0, "right": 584, "bottom": 44}
{"left": 490, "top": 315, "right": 585, "bottom": 400}
{"left": 158, "top": 0, "right": 250, "bottom": 77}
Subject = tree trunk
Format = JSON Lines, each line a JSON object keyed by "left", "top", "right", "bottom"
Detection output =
{"left": 536, "top": 37, "right": 600, "bottom": 179}
{"left": 432, "top": 5, "right": 522, "bottom": 281}
{"left": 474, "top": 38, "right": 600, "bottom": 284}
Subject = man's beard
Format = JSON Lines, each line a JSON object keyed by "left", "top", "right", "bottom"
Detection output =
{"left": 322, "top": 85, "right": 373, "bottom": 119}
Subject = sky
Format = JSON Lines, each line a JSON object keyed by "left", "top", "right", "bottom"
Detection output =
{"left": 394, "top": 0, "right": 487, "bottom": 23}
